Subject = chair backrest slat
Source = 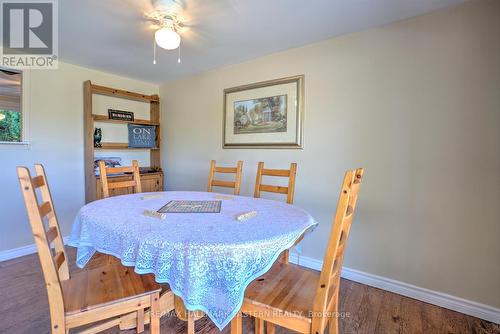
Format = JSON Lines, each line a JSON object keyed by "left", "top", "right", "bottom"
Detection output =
{"left": 207, "top": 160, "right": 243, "bottom": 195}
{"left": 254, "top": 162, "right": 297, "bottom": 204}
{"left": 53, "top": 251, "right": 66, "bottom": 270}
{"left": 32, "top": 175, "right": 46, "bottom": 188}
{"left": 39, "top": 201, "right": 53, "bottom": 218}
{"left": 311, "top": 168, "right": 364, "bottom": 333}
{"left": 214, "top": 166, "right": 238, "bottom": 173}
{"left": 258, "top": 184, "right": 289, "bottom": 194}
{"left": 46, "top": 226, "right": 59, "bottom": 244}
{"left": 107, "top": 180, "right": 138, "bottom": 190}
{"left": 17, "top": 165, "right": 68, "bottom": 329}
{"left": 98, "top": 160, "right": 142, "bottom": 198}
{"left": 105, "top": 166, "right": 137, "bottom": 174}
{"left": 211, "top": 180, "right": 236, "bottom": 188}
{"left": 261, "top": 168, "right": 291, "bottom": 177}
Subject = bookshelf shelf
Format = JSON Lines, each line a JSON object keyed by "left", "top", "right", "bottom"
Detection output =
{"left": 92, "top": 114, "right": 160, "bottom": 126}
{"left": 95, "top": 142, "right": 160, "bottom": 150}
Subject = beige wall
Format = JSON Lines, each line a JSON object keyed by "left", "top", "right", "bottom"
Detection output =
{"left": 0, "top": 62, "right": 158, "bottom": 250}
{"left": 160, "top": 0, "right": 500, "bottom": 308}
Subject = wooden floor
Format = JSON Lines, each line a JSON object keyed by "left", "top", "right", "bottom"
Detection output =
{"left": 0, "top": 248, "right": 498, "bottom": 334}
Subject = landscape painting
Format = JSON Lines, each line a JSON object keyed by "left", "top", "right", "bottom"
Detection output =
{"left": 223, "top": 75, "right": 304, "bottom": 148}
{"left": 233, "top": 95, "right": 287, "bottom": 134}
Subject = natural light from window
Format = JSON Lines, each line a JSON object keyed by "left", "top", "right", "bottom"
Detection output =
{"left": 0, "top": 69, "right": 22, "bottom": 143}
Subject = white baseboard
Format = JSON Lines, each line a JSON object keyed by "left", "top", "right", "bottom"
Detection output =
{"left": 0, "top": 236, "right": 70, "bottom": 262}
{"left": 289, "top": 253, "right": 500, "bottom": 325}
{"left": 1, "top": 242, "right": 498, "bottom": 324}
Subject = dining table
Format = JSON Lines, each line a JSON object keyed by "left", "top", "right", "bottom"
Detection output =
{"left": 69, "top": 191, "right": 318, "bottom": 330}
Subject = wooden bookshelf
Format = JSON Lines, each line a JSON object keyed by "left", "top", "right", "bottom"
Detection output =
{"left": 84, "top": 80, "right": 162, "bottom": 203}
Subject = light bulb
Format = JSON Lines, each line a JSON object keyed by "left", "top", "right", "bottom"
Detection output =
{"left": 155, "top": 27, "right": 181, "bottom": 50}
{"left": 0, "top": 113, "right": 5, "bottom": 121}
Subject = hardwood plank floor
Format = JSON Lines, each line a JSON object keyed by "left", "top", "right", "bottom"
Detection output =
{"left": 0, "top": 248, "right": 498, "bottom": 334}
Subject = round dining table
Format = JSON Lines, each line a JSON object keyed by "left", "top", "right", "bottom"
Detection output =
{"left": 69, "top": 191, "right": 317, "bottom": 330}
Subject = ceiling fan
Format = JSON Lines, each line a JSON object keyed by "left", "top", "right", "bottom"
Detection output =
{"left": 142, "top": 0, "right": 240, "bottom": 65}
{"left": 145, "top": 0, "right": 186, "bottom": 64}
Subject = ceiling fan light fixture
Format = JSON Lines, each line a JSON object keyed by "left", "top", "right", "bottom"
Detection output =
{"left": 155, "top": 26, "right": 181, "bottom": 50}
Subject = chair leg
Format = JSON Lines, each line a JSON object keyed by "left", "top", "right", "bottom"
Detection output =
{"left": 329, "top": 292, "right": 340, "bottom": 334}
{"left": 255, "top": 318, "right": 264, "bottom": 334}
{"left": 187, "top": 311, "right": 195, "bottom": 334}
{"left": 137, "top": 308, "right": 145, "bottom": 333}
{"left": 267, "top": 323, "right": 276, "bottom": 334}
{"left": 231, "top": 313, "right": 242, "bottom": 334}
{"left": 150, "top": 293, "right": 160, "bottom": 334}
{"left": 329, "top": 317, "right": 339, "bottom": 334}
{"left": 282, "top": 250, "right": 289, "bottom": 264}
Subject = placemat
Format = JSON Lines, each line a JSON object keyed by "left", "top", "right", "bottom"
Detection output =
{"left": 158, "top": 200, "right": 222, "bottom": 213}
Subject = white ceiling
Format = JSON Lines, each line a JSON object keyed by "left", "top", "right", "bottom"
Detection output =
{"left": 59, "top": 0, "right": 465, "bottom": 84}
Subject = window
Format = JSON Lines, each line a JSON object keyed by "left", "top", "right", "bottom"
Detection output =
{"left": 0, "top": 68, "right": 22, "bottom": 143}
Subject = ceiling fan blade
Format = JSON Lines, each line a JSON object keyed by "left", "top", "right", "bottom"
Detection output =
{"left": 151, "top": 0, "right": 185, "bottom": 12}
{"left": 0, "top": 69, "right": 20, "bottom": 75}
{"left": 137, "top": 0, "right": 243, "bottom": 52}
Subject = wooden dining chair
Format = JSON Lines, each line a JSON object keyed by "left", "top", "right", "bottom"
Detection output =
{"left": 17, "top": 164, "right": 162, "bottom": 334}
{"left": 207, "top": 160, "right": 243, "bottom": 195}
{"left": 232, "top": 168, "right": 364, "bottom": 334}
{"left": 98, "top": 159, "right": 142, "bottom": 198}
{"left": 254, "top": 162, "right": 297, "bottom": 204}
{"left": 254, "top": 162, "right": 297, "bottom": 263}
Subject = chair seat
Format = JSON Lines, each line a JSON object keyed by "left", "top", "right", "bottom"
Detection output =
{"left": 62, "top": 263, "right": 163, "bottom": 315}
{"left": 244, "top": 261, "right": 321, "bottom": 321}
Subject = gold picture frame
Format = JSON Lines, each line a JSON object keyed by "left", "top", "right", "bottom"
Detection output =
{"left": 223, "top": 75, "right": 304, "bottom": 149}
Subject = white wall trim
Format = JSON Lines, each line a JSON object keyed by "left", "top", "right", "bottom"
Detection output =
{"left": 0, "top": 236, "right": 70, "bottom": 262}
{"left": 1, "top": 243, "right": 498, "bottom": 324}
{"left": 289, "top": 253, "right": 500, "bottom": 325}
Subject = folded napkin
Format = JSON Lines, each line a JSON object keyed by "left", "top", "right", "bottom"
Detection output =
{"left": 143, "top": 209, "right": 166, "bottom": 220}
{"left": 214, "top": 195, "right": 234, "bottom": 200}
{"left": 236, "top": 211, "right": 257, "bottom": 221}
{"left": 141, "top": 194, "right": 165, "bottom": 200}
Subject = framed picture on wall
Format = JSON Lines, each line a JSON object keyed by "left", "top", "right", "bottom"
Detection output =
{"left": 223, "top": 75, "right": 304, "bottom": 148}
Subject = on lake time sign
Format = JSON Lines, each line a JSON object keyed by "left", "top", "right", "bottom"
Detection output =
{"left": 128, "top": 124, "right": 156, "bottom": 148}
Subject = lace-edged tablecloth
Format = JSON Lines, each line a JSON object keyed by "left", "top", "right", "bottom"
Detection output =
{"left": 69, "top": 191, "right": 317, "bottom": 329}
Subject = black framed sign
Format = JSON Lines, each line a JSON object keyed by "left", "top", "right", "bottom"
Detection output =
{"left": 108, "top": 109, "right": 134, "bottom": 121}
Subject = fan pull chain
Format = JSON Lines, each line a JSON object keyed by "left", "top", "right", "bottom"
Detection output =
{"left": 177, "top": 42, "right": 181, "bottom": 64}
{"left": 153, "top": 36, "right": 157, "bottom": 65}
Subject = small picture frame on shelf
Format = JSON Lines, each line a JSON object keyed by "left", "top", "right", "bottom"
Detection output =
{"left": 108, "top": 109, "right": 134, "bottom": 121}
{"left": 128, "top": 124, "right": 156, "bottom": 148}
